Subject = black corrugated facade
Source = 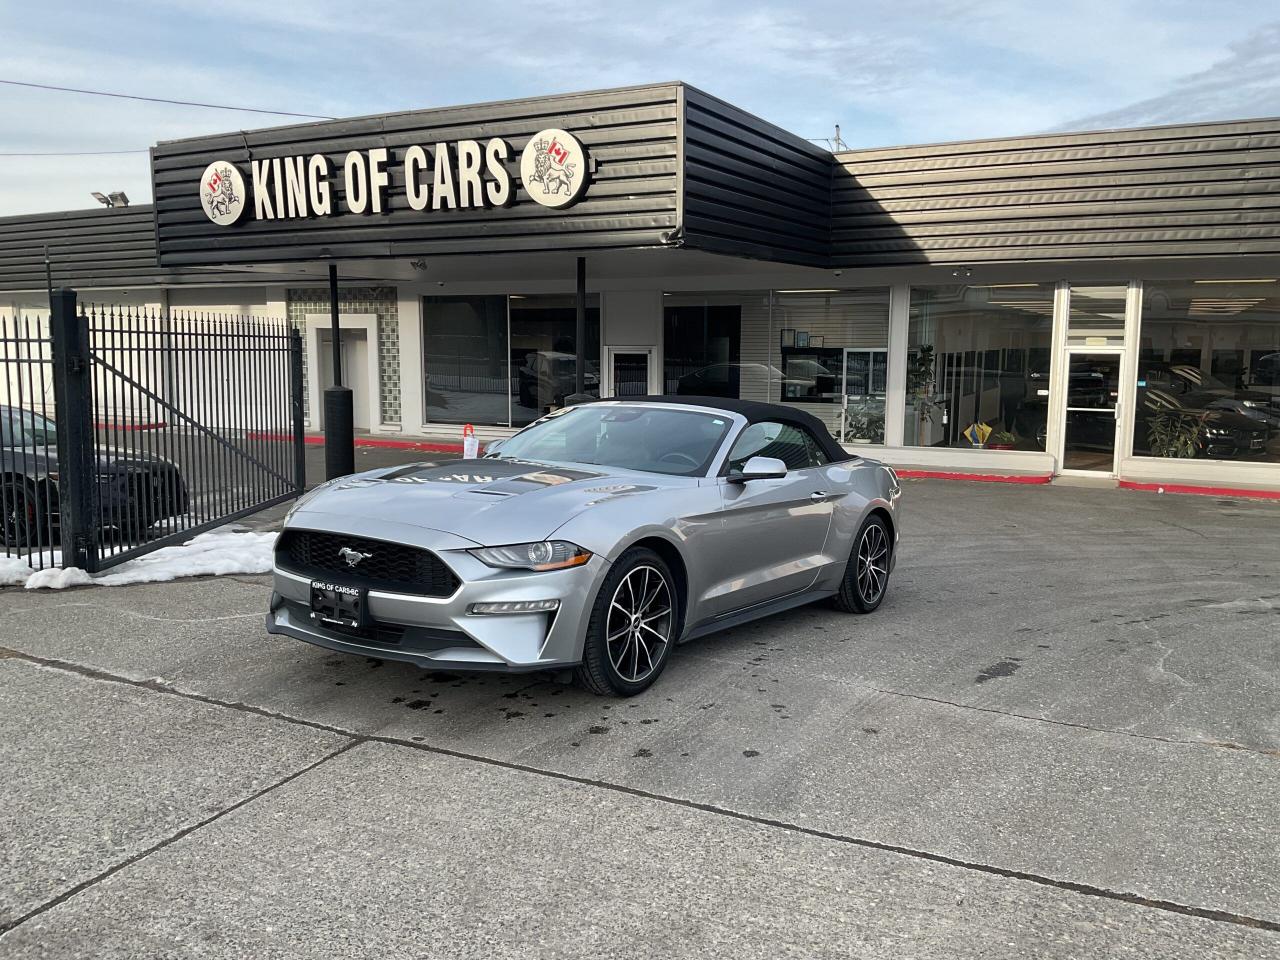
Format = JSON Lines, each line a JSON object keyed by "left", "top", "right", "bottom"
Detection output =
{"left": 0, "top": 206, "right": 175, "bottom": 291}
{"left": 679, "top": 86, "right": 832, "bottom": 266}
{"left": 2, "top": 83, "right": 1280, "bottom": 293}
{"left": 830, "top": 117, "right": 1280, "bottom": 266}
{"left": 151, "top": 83, "right": 685, "bottom": 268}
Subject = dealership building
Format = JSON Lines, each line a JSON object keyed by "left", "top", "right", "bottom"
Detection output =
{"left": 2, "top": 82, "right": 1279, "bottom": 493}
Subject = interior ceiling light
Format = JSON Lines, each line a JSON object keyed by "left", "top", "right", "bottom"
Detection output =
{"left": 1188, "top": 298, "right": 1265, "bottom": 315}
{"left": 1192, "top": 279, "right": 1276, "bottom": 284}
{"left": 776, "top": 288, "right": 839, "bottom": 294}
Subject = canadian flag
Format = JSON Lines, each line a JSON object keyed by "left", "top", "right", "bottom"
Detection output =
{"left": 206, "top": 169, "right": 223, "bottom": 192}
{"left": 547, "top": 138, "right": 571, "bottom": 166}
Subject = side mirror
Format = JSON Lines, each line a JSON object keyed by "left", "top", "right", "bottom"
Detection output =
{"left": 482, "top": 438, "right": 504, "bottom": 457}
{"left": 728, "top": 455, "right": 788, "bottom": 483}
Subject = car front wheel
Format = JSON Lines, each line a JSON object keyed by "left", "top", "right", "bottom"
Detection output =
{"left": 834, "top": 514, "right": 891, "bottom": 613}
{"left": 2, "top": 479, "right": 52, "bottom": 550}
{"left": 576, "top": 547, "right": 678, "bottom": 696}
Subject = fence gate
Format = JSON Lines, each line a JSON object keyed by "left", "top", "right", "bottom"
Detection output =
{"left": 1, "top": 288, "right": 305, "bottom": 574}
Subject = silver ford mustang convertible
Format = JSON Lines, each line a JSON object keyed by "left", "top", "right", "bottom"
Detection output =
{"left": 267, "top": 396, "right": 901, "bottom": 696}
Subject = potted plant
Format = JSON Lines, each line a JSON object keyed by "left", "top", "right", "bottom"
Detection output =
{"left": 843, "top": 404, "right": 885, "bottom": 444}
{"left": 987, "top": 429, "right": 1017, "bottom": 451}
{"left": 1146, "top": 410, "right": 1201, "bottom": 458}
{"left": 905, "top": 345, "right": 940, "bottom": 445}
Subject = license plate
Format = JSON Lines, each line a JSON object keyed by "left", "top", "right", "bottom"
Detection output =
{"left": 1251, "top": 438, "right": 1265, "bottom": 450}
{"left": 310, "top": 581, "right": 367, "bottom": 629}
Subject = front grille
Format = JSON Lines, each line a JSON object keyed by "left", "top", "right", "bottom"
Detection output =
{"left": 276, "top": 529, "right": 461, "bottom": 597}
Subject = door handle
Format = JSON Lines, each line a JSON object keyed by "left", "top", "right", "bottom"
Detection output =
{"left": 810, "top": 491, "right": 828, "bottom": 502}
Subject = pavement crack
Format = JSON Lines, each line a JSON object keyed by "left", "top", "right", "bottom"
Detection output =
{"left": 866, "top": 687, "right": 1280, "bottom": 754}
{"left": 0, "top": 738, "right": 361, "bottom": 939}
{"left": 2, "top": 647, "right": 1278, "bottom": 935}
{"left": 681, "top": 648, "right": 1276, "bottom": 758}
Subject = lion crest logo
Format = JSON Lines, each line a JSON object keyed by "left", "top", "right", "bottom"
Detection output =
{"left": 198, "top": 161, "right": 247, "bottom": 226}
{"left": 519, "top": 129, "right": 587, "bottom": 209}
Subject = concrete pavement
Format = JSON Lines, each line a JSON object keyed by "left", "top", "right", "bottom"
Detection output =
{"left": 1, "top": 479, "right": 1278, "bottom": 957}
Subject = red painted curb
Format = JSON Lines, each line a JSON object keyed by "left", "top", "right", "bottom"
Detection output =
{"left": 95, "top": 421, "right": 166, "bottom": 432}
{"left": 1118, "top": 480, "right": 1280, "bottom": 501}
{"left": 895, "top": 469, "right": 1053, "bottom": 484}
{"left": 246, "top": 431, "right": 468, "bottom": 454}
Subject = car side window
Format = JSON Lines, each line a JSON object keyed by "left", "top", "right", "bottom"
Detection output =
{"left": 802, "top": 431, "right": 831, "bottom": 467}
{"left": 726, "top": 421, "right": 822, "bottom": 473}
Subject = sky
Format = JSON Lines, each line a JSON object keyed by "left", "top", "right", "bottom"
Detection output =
{"left": 2, "top": 0, "right": 1279, "bottom": 216}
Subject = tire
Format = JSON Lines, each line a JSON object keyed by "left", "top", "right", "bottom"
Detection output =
{"left": 1, "top": 478, "right": 51, "bottom": 550}
{"left": 575, "top": 547, "right": 678, "bottom": 697}
{"left": 833, "top": 514, "right": 892, "bottom": 614}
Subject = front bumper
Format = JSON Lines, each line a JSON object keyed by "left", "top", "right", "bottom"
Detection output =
{"left": 265, "top": 516, "right": 608, "bottom": 673}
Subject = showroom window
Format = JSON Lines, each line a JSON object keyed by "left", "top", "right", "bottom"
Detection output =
{"left": 423, "top": 295, "right": 599, "bottom": 427}
{"left": 1135, "top": 280, "right": 1280, "bottom": 464}
{"left": 770, "top": 289, "right": 890, "bottom": 444}
{"left": 662, "top": 295, "right": 751, "bottom": 397}
{"left": 423, "top": 296, "right": 508, "bottom": 426}
{"left": 510, "top": 295, "right": 600, "bottom": 427}
{"left": 904, "top": 284, "right": 1054, "bottom": 449}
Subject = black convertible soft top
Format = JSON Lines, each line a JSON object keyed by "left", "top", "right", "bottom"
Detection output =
{"left": 586, "top": 394, "right": 856, "bottom": 464}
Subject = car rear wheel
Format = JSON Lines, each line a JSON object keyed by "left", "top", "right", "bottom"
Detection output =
{"left": 1, "top": 479, "right": 51, "bottom": 549}
{"left": 575, "top": 547, "right": 677, "bottom": 696}
{"left": 833, "top": 514, "right": 891, "bottom": 614}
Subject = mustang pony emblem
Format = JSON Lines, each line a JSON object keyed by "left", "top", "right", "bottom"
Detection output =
{"left": 338, "top": 546, "right": 372, "bottom": 567}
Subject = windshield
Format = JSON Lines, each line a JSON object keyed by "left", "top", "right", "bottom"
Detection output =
{"left": 0, "top": 408, "right": 57, "bottom": 449}
{"left": 490, "top": 404, "right": 733, "bottom": 476}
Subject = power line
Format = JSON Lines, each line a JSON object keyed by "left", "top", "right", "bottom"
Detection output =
{"left": 0, "top": 79, "right": 336, "bottom": 120}
{"left": 0, "top": 149, "right": 150, "bottom": 157}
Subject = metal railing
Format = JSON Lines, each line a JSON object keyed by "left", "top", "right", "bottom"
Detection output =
{"left": 0, "top": 312, "right": 59, "bottom": 570}
{"left": 1, "top": 288, "right": 306, "bottom": 575}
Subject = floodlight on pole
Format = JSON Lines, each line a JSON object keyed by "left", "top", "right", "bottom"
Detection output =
{"left": 108, "top": 191, "right": 129, "bottom": 207}
{"left": 91, "top": 191, "right": 112, "bottom": 207}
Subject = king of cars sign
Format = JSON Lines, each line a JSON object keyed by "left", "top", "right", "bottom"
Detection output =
{"left": 196, "top": 128, "right": 588, "bottom": 226}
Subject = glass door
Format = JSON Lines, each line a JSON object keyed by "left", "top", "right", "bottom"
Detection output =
{"left": 1061, "top": 350, "right": 1123, "bottom": 472}
{"left": 605, "top": 347, "right": 654, "bottom": 398}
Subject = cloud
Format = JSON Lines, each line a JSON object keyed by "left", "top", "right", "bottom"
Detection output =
{"left": 1056, "top": 20, "right": 1280, "bottom": 130}
{"left": 1, "top": 1, "right": 1278, "bottom": 216}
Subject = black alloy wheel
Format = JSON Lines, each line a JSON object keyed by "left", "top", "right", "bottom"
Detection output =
{"left": 576, "top": 546, "right": 678, "bottom": 696}
{"left": 834, "top": 514, "right": 892, "bottom": 614}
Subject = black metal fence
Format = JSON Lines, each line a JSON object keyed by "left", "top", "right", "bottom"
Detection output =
{"left": 1, "top": 288, "right": 305, "bottom": 575}
{"left": 0, "top": 312, "right": 58, "bottom": 569}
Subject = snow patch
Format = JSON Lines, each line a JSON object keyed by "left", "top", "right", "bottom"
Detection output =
{"left": 4, "top": 530, "right": 278, "bottom": 590}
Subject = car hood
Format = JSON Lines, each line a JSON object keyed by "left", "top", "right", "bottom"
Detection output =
{"left": 289, "top": 457, "right": 691, "bottom": 546}
{"left": 1200, "top": 408, "right": 1268, "bottom": 431}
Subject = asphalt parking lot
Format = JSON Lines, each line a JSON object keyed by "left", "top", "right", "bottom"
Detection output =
{"left": 1, "top": 478, "right": 1278, "bottom": 958}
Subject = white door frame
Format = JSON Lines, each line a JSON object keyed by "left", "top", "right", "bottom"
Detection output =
{"left": 1049, "top": 280, "right": 1142, "bottom": 477}
{"left": 304, "top": 313, "right": 380, "bottom": 429}
{"left": 603, "top": 345, "right": 660, "bottom": 397}
{"left": 1054, "top": 345, "right": 1126, "bottom": 476}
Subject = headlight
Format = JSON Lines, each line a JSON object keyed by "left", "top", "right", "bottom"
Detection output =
{"left": 1241, "top": 400, "right": 1263, "bottom": 409}
{"left": 469, "top": 541, "right": 592, "bottom": 571}
{"left": 1203, "top": 427, "right": 1232, "bottom": 438}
